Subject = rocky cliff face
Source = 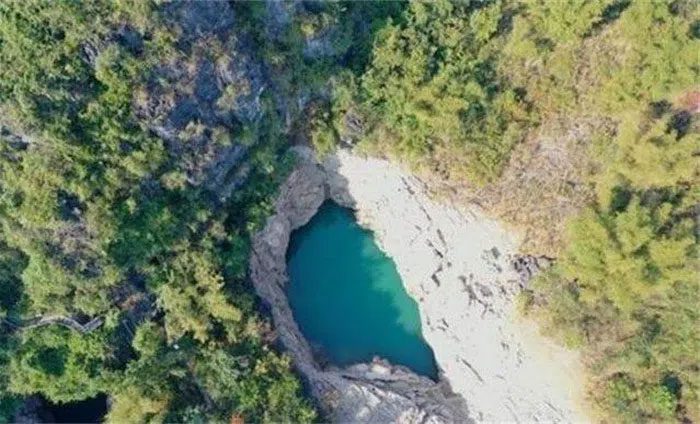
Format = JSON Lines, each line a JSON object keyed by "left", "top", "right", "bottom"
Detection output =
{"left": 250, "top": 147, "right": 586, "bottom": 423}
{"left": 133, "top": 1, "right": 268, "bottom": 201}
{"left": 249, "top": 154, "right": 469, "bottom": 423}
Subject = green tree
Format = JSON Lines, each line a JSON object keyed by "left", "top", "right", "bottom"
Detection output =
{"left": 155, "top": 249, "right": 242, "bottom": 343}
{"left": 594, "top": 111, "right": 699, "bottom": 204}
{"left": 597, "top": 1, "right": 699, "bottom": 111}
{"left": 9, "top": 327, "right": 111, "bottom": 402}
{"left": 358, "top": 0, "right": 530, "bottom": 183}
{"left": 561, "top": 195, "right": 695, "bottom": 312}
{"left": 0, "top": 2, "right": 315, "bottom": 421}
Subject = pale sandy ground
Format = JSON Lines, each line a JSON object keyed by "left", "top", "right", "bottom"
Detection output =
{"left": 323, "top": 149, "right": 589, "bottom": 423}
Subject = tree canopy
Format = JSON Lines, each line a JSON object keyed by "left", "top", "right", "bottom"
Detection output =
{"left": 0, "top": 0, "right": 697, "bottom": 422}
{"left": 0, "top": 1, "right": 314, "bottom": 422}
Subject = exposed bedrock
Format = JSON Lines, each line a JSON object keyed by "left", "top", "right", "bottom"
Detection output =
{"left": 249, "top": 147, "right": 585, "bottom": 423}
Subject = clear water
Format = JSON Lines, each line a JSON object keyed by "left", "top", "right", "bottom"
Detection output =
{"left": 287, "top": 201, "right": 438, "bottom": 378}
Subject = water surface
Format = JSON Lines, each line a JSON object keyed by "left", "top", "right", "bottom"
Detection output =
{"left": 287, "top": 201, "right": 437, "bottom": 378}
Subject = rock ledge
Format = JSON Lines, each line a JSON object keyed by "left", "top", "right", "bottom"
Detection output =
{"left": 249, "top": 147, "right": 585, "bottom": 423}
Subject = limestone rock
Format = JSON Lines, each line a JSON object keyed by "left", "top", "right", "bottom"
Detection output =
{"left": 250, "top": 147, "right": 586, "bottom": 423}
{"left": 511, "top": 255, "right": 554, "bottom": 288}
{"left": 250, "top": 158, "right": 469, "bottom": 423}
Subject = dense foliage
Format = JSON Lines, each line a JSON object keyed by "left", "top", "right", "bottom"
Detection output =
{"left": 525, "top": 108, "right": 698, "bottom": 422}
{"left": 497, "top": 1, "right": 697, "bottom": 422}
{"left": 357, "top": 1, "right": 531, "bottom": 183}
{"left": 318, "top": 0, "right": 698, "bottom": 422}
{"left": 0, "top": 0, "right": 697, "bottom": 423}
{"left": 0, "top": 1, "right": 315, "bottom": 422}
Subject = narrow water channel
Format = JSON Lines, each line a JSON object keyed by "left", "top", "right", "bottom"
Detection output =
{"left": 287, "top": 201, "right": 438, "bottom": 378}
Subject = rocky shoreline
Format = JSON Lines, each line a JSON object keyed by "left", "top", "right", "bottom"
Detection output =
{"left": 249, "top": 147, "right": 585, "bottom": 423}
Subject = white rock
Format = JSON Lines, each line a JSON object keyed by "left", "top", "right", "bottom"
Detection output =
{"left": 324, "top": 149, "right": 588, "bottom": 423}
{"left": 249, "top": 146, "right": 587, "bottom": 423}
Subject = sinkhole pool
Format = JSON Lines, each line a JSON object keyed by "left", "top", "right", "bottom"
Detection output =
{"left": 286, "top": 201, "right": 438, "bottom": 378}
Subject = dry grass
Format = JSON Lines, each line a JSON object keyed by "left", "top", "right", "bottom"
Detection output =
{"left": 425, "top": 114, "right": 615, "bottom": 256}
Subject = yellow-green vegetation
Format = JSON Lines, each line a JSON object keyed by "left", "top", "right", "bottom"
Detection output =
{"left": 355, "top": 1, "right": 533, "bottom": 183}
{"left": 318, "top": 0, "right": 698, "bottom": 422}
{"left": 0, "top": 1, "right": 314, "bottom": 422}
{"left": 505, "top": 2, "right": 699, "bottom": 421}
{"left": 0, "top": 0, "right": 697, "bottom": 423}
{"left": 527, "top": 109, "right": 698, "bottom": 422}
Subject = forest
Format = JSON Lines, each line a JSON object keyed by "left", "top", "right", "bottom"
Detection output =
{"left": 0, "top": 0, "right": 697, "bottom": 423}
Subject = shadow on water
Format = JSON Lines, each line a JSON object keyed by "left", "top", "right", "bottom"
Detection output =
{"left": 286, "top": 201, "right": 438, "bottom": 379}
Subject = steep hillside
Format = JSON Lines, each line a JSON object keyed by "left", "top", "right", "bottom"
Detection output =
{"left": 316, "top": 1, "right": 699, "bottom": 421}
{"left": 0, "top": 1, "right": 697, "bottom": 423}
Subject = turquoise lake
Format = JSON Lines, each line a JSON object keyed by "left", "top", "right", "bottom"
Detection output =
{"left": 287, "top": 201, "right": 438, "bottom": 378}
